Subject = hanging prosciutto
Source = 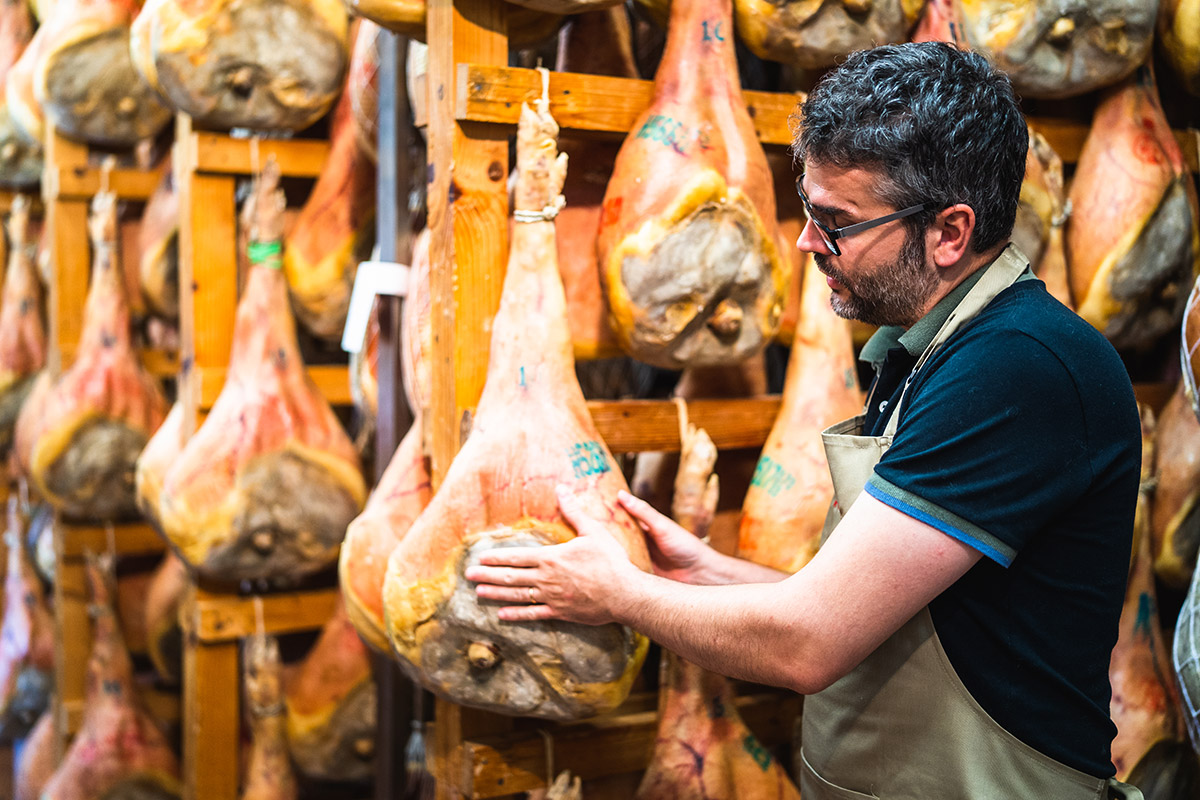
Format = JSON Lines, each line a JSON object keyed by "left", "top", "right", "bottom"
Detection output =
{"left": 735, "top": 0, "right": 923, "bottom": 70}
{"left": 382, "top": 99, "right": 651, "bottom": 721}
{"left": 14, "top": 710, "right": 56, "bottom": 800}
{"left": 1067, "top": 68, "right": 1199, "bottom": 354}
{"left": 0, "top": 496, "right": 53, "bottom": 740}
{"left": 134, "top": 0, "right": 348, "bottom": 132}
{"left": 737, "top": 257, "right": 862, "bottom": 573}
{"left": 0, "top": 195, "right": 45, "bottom": 466}
{"left": 241, "top": 634, "right": 299, "bottom": 800}
{"left": 1149, "top": 384, "right": 1200, "bottom": 588}
{"left": 597, "top": 0, "right": 787, "bottom": 370}
{"left": 954, "top": 0, "right": 1158, "bottom": 98}
{"left": 138, "top": 157, "right": 179, "bottom": 320}
{"left": 16, "top": 191, "right": 168, "bottom": 521}
{"left": 1015, "top": 128, "right": 1072, "bottom": 308}
{"left": 1159, "top": 0, "right": 1200, "bottom": 97}
{"left": 157, "top": 160, "right": 366, "bottom": 583}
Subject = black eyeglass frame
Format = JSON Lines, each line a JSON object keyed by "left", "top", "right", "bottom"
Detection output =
{"left": 795, "top": 174, "right": 933, "bottom": 256}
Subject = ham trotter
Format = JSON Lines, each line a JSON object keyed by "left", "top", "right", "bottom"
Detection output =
{"left": 1159, "top": 0, "right": 1200, "bottom": 97}
{"left": 736, "top": 0, "right": 923, "bottom": 70}
{"left": 41, "top": 553, "right": 181, "bottom": 800}
{"left": 597, "top": 0, "right": 787, "bottom": 370}
{"left": 382, "top": 97, "right": 651, "bottom": 721}
{"left": 954, "top": 0, "right": 1157, "bottom": 99}
{"left": 738, "top": 256, "right": 862, "bottom": 573}
{"left": 135, "top": 0, "right": 348, "bottom": 132}
{"left": 157, "top": 160, "right": 367, "bottom": 584}
{"left": 0, "top": 195, "right": 45, "bottom": 466}
{"left": 241, "top": 634, "right": 299, "bottom": 800}
{"left": 1067, "top": 68, "right": 1200, "bottom": 354}
{"left": 0, "top": 496, "right": 53, "bottom": 740}
{"left": 137, "top": 157, "right": 179, "bottom": 320}
{"left": 17, "top": 190, "right": 168, "bottom": 521}
{"left": 30, "top": 0, "right": 170, "bottom": 145}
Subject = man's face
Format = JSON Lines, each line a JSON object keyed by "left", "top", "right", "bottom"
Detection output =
{"left": 797, "top": 163, "right": 937, "bottom": 328}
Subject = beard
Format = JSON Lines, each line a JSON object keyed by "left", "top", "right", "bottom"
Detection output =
{"left": 815, "top": 228, "right": 937, "bottom": 327}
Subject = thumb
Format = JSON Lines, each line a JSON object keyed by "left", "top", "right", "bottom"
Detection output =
{"left": 555, "top": 485, "right": 612, "bottom": 538}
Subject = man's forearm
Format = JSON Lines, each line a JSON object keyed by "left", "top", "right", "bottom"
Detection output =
{"left": 693, "top": 548, "right": 790, "bottom": 585}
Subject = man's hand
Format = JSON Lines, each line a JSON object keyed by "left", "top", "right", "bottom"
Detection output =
{"left": 616, "top": 490, "right": 714, "bottom": 583}
{"left": 464, "top": 485, "right": 645, "bottom": 625}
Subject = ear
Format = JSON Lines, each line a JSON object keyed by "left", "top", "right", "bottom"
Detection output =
{"left": 928, "top": 203, "right": 976, "bottom": 269}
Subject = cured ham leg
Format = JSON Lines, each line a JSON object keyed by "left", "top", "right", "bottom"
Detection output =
{"left": 735, "top": 0, "right": 922, "bottom": 70}
{"left": 911, "top": 0, "right": 960, "bottom": 43}
{"left": 135, "top": 0, "right": 348, "bottom": 132}
{"left": 1016, "top": 127, "right": 1072, "bottom": 308}
{"left": 41, "top": 553, "right": 181, "bottom": 800}
{"left": 284, "top": 598, "right": 376, "bottom": 783}
{"left": 14, "top": 709, "right": 56, "bottom": 800}
{"left": 143, "top": 550, "right": 187, "bottom": 684}
{"left": 4, "top": 31, "right": 38, "bottom": 146}
{"left": 1111, "top": 406, "right": 1186, "bottom": 779}
{"left": 738, "top": 256, "right": 862, "bottom": 573}
{"left": 382, "top": 98, "right": 652, "bottom": 721}
{"left": 158, "top": 161, "right": 367, "bottom": 583}
{"left": 597, "top": 0, "right": 787, "bottom": 370}
{"left": 0, "top": 103, "right": 41, "bottom": 188}
{"left": 342, "top": 0, "right": 562, "bottom": 46}
{"left": 282, "top": 24, "right": 376, "bottom": 342}
{"left": 0, "top": 496, "right": 52, "bottom": 739}
{"left": 954, "top": 0, "right": 1157, "bottom": 98}
{"left": 1159, "top": 0, "right": 1200, "bottom": 97}
{"left": 138, "top": 157, "right": 179, "bottom": 320}
{"left": 1067, "top": 69, "right": 1200, "bottom": 354}
{"left": 241, "top": 634, "right": 298, "bottom": 800}
{"left": 637, "top": 412, "right": 799, "bottom": 800}
{"left": 16, "top": 191, "right": 167, "bottom": 521}
{"left": 0, "top": 195, "right": 45, "bottom": 465}
{"left": 1149, "top": 384, "right": 1200, "bottom": 588}
{"left": 30, "top": 0, "right": 170, "bottom": 145}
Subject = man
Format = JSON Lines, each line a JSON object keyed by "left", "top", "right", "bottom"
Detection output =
{"left": 466, "top": 42, "right": 1141, "bottom": 798}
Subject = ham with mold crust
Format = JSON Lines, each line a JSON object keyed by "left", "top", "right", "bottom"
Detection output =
{"left": 736, "top": 0, "right": 923, "bottom": 70}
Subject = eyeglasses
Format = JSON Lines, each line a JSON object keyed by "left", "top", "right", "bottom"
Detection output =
{"left": 795, "top": 174, "right": 932, "bottom": 256}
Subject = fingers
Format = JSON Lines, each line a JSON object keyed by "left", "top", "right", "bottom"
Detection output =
{"left": 497, "top": 604, "right": 557, "bottom": 622}
{"left": 555, "top": 485, "right": 608, "bottom": 536}
{"left": 464, "top": 564, "right": 535, "bottom": 587}
{"left": 618, "top": 490, "right": 681, "bottom": 539}
{"left": 474, "top": 547, "right": 542, "bottom": 568}
{"left": 475, "top": 583, "right": 541, "bottom": 604}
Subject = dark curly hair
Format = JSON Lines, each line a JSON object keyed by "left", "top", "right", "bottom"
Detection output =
{"left": 794, "top": 42, "right": 1028, "bottom": 254}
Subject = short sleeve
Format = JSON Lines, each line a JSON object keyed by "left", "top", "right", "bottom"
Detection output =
{"left": 865, "top": 329, "right": 1091, "bottom": 566}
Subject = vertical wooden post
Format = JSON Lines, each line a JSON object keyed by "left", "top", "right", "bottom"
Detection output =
{"left": 50, "top": 538, "right": 87, "bottom": 760}
{"left": 180, "top": 584, "right": 241, "bottom": 800}
{"left": 43, "top": 127, "right": 90, "bottom": 374}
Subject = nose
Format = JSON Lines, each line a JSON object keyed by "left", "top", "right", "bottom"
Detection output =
{"left": 797, "top": 217, "right": 832, "bottom": 255}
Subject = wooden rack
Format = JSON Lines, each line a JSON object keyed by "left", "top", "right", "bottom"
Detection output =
{"left": 40, "top": 126, "right": 176, "bottom": 758}
{"left": 171, "top": 117, "right": 351, "bottom": 800}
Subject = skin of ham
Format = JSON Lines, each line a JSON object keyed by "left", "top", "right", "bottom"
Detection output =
{"left": 282, "top": 40, "right": 376, "bottom": 343}
{"left": 19, "top": 192, "right": 168, "bottom": 521}
{"left": 737, "top": 256, "right": 862, "bottom": 573}
{"left": 241, "top": 635, "right": 299, "bottom": 800}
{"left": 137, "top": 158, "right": 180, "bottom": 320}
{"left": 137, "top": 0, "right": 347, "bottom": 132}
{"left": 30, "top": 0, "right": 170, "bottom": 146}
{"left": 342, "top": 0, "right": 563, "bottom": 45}
{"left": 157, "top": 163, "right": 366, "bottom": 584}
{"left": 0, "top": 196, "right": 46, "bottom": 464}
{"left": 348, "top": 18, "right": 380, "bottom": 163}
{"left": 954, "top": 0, "right": 1156, "bottom": 99}
{"left": 142, "top": 550, "right": 187, "bottom": 685}
{"left": 1015, "top": 128, "right": 1074, "bottom": 308}
{"left": 14, "top": 709, "right": 56, "bottom": 800}
{"left": 42, "top": 555, "right": 181, "bottom": 800}
{"left": 597, "top": 0, "right": 787, "bottom": 371}
{"left": 911, "top": 0, "right": 960, "bottom": 43}
{"left": 284, "top": 598, "right": 376, "bottom": 782}
{"left": 1066, "top": 69, "right": 1200, "bottom": 353}
{"left": 382, "top": 102, "right": 652, "bottom": 721}
{"left": 1159, "top": 0, "right": 1200, "bottom": 97}
{"left": 0, "top": 102, "right": 42, "bottom": 188}
{"left": 735, "top": 0, "right": 923, "bottom": 70}
{"left": 1149, "top": 384, "right": 1200, "bottom": 588}
{"left": 0, "top": 498, "right": 53, "bottom": 738}
{"left": 1110, "top": 427, "right": 1186, "bottom": 781}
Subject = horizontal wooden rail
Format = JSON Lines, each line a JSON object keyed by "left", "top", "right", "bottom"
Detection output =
{"left": 190, "top": 585, "right": 339, "bottom": 643}
{"left": 45, "top": 164, "right": 164, "bottom": 202}
{"left": 58, "top": 521, "right": 165, "bottom": 559}
{"left": 196, "top": 363, "right": 353, "bottom": 408}
{"left": 460, "top": 690, "right": 801, "bottom": 797}
{"left": 456, "top": 64, "right": 800, "bottom": 146}
{"left": 588, "top": 396, "right": 781, "bottom": 453}
{"left": 186, "top": 132, "right": 331, "bottom": 178}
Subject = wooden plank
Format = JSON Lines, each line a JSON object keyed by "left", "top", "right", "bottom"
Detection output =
{"left": 195, "top": 363, "right": 353, "bottom": 408}
{"left": 588, "top": 396, "right": 780, "bottom": 453}
{"left": 190, "top": 585, "right": 339, "bottom": 643}
{"left": 47, "top": 197, "right": 89, "bottom": 369}
{"left": 456, "top": 64, "right": 802, "bottom": 147}
{"left": 181, "top": 583, "right": 240, "bottom": 800}
{"left": 51, "top": 557, "right": 88, "bottom": 752}
{"left": 182, "top": 171, "right": 238, "bottom": 395}
{"left": 189, "top": 131, "right": 331, "bottom": 178}
{"left": 58, "top": 521, "right": 165, "bottom": 559}
{"left": 49, "top": 164, "right": 164, "bottom": 201}
{"left": 464, "top": 692, "right": 801, "bottom": 797}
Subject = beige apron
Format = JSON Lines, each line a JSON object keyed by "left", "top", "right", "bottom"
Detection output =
{"left": 800, "top": 246, "right": 1140, "bottom": 800}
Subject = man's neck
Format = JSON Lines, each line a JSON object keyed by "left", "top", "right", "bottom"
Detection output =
{"left": 904, "top": 242, "right": 1008, "bottom": 330}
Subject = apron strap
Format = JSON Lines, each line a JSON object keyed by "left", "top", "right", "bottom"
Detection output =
{"left": 882, "top": 245, "right": 1030, "bottom": 440}
{"left": 1107, "top": 778, "right": 1144, "bottom": 800}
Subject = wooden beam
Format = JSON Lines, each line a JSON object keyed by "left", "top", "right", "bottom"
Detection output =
{"left": 189, "top": 586, "right": 339, "bottom": 643}
{"left": 181, "top": 583, "right": 240, "bottom": 800}
{"left": 57, "top": 521, "right": 165, "bottom": 559}
{"left": 47, "top": 164, "right": 164, "bottom": 202}
{"left": 456, "top": 64, "right": 802, "bottom": 147}
{"left": 463, "top": 691, "right": 801, "bottom": 797}
{"left": 195, "top": 364, "right": 353, "bottom": 409}
{"left": 187, "top": 132, "right": 331, "bottom": 178}
{"left": 589, "top": 396, "right": 780, "bottom": 453}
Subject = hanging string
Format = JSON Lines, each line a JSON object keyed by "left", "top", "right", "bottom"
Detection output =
{"left": 99, "top": 155, "right": 116, "bottom": 196}
{"left": 104, "top": 521, "right": 116, "bottom": 560}
{"left": 249, "top": 136, "right": 261, "bottom": 181}
{"left": 253, "top": 594, "right": 266, "bottom": 641}
{"left": 537, "top": 727, "right": 555, "bottom": 788}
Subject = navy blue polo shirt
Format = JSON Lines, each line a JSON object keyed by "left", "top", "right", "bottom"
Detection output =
{"left": 858, "top": 259, "right": 1140, "bottom": 778}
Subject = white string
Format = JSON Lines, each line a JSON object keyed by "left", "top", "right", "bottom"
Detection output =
{"left": 104, "top": 521, "right": 116, "bottom": 559}
{"left": 253, "top": 594, "right": 265, "bottom": 640}
{"left": 249, "top": 136, "right": 261, "bottom": 180}
{"left": 512, "top": 194, "right": 565, "bottom": 223}
{"left": 99, "top": 156, "right": 116, "bottom": 195}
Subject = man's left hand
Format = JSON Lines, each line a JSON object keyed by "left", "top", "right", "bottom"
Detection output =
{"left": 464, "top": 485, "right": 642, "bottom": 625}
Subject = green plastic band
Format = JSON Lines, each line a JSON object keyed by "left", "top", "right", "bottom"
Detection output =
{"left": 248, "top": 240, "right": 283, "bottom": 267}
